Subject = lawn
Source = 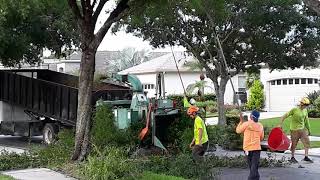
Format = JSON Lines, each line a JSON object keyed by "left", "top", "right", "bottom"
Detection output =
{"left": 260, "top": 117, "right": 320, "bottom": 136}
{"left": 141, "top": 172, "right": 185, "bottom": 180}
{"left": 0, "top": 174, "right": 15, "bottom": 180}
{"left": 296, "top": 141, "right": 320, "bottom": 150}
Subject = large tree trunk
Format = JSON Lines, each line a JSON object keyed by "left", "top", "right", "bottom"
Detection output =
{"left": 208, "top": 73, "right": 229, "bottom": 125}
{"left": 72, "top": 47, "right": 96, "bottom": 161}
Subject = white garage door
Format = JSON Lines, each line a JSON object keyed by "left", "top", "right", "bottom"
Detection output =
{"left": 269, "top": 78, "right": 319, "bottom": 112}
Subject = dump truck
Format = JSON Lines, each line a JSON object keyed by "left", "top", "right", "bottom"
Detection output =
{"left": 0, "top": 69, "right": 131, "bottom": 144}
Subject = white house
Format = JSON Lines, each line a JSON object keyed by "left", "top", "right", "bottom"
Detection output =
{"left": 260, "top": 68, "right": 320, "bottom": 112}
{"left": 119, "top": 52, "right": 247, "bottom": 104}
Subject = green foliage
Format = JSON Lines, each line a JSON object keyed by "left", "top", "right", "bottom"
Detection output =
{"left": 0, "top": 0, "right": 79, "bottom": 66}
{"left": 314, "top": 96, "right": 320, "bottom": 110}
{"left": 308, "top": 109, "right": 320, "bottom": 118}
{"left": 178, "top": 128, "right": 193, "bottom": 153}
{"left": 168, "top": 94, "right": 216, "bottom": 109}
{"left": 140, "top": 172, "right": 185, "bottom": 180}
{"left": 307, "top": 90, "right": 320, "bottom": 105}
{"left": 207, "top": 116, "right": 242, "bottom": 150}
{"left": 247, "top": 80, "right": 265, "bottom": 110}
{"left": 0, "top": 129, "right": 74, "bottom": 171}
{"left": 306, "top": 91, "right": 320, "bottom": 118}
{"left": 0, "top": 174, "right": 15, "bottom": 180}
{"left": 79, "top": 147, "right": 138, "bottom": 180}
{"left": 91, "top": 103, "right": 141, "bottom": 151}
{"left": 33, "top": 129, "right": 75, "bottom": 168}
{"left": 246, "top": 72, "right": 260, "bottom": 89}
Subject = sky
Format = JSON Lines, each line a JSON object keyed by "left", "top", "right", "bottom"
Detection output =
{"left": 95, "top": 1, "right": 185, "bottom": 52}
{"left": 43, "top": 1, "right": 185, "bottom": 57}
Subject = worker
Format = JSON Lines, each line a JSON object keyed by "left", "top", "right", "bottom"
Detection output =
{"left": 236, "top": 110, "right": 264, "bottom": 180}
{"left": 279, "top": 97, "right": 313, "bottom": 163}
{"left": 187, "top": 106, "right": 209, "bottom": 161}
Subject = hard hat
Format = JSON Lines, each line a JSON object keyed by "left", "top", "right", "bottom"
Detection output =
{"left": 187, "top": 106, "right": 199, "bottom": 115}
{"left": 251, "top": 110, "right": 260, "bottom": 122}
{"left": 189, "top": 98, "right": 196, "bottom": 105}
{"left": 300, "top": 97, "right": 310, "bottom": 105}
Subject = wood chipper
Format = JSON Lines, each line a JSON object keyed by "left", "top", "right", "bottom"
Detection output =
{"left": 100, "top": 73, "right": 180, "bottom": 151}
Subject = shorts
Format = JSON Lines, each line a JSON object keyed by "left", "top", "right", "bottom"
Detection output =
{"left": 290, "top": 129, "right": 310, "bottom": 149}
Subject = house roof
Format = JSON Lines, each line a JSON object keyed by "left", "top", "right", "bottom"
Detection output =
{"left": 118, "top": 52, "right": 199, "bottom": 75}
{"left": 44, "top": 51, "right": 168, "bottom": 73}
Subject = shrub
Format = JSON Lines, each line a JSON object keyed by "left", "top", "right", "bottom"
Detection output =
{"left": 33, "top": 129, "right": 75, "bottom": 168}
{"left": 167, "top": 94, "right": 216, "bottom": 109}
{"left": 308, "top": 109, "right": 320, "bottom": 118}
{"left": 91, "top": 103, "right": 139, "bottom": 151}
{"left": 0, "top": 129, "right": 75, "bottom": 171}
{"left": 314, "top": 96, "right": 320, "bottom": 110}
{"left": 307, "top": 90, "right": 320, "bottom": 105}
{"left": 246, "top": 80, "right": 264, "bottom": 110}
{"left": 79, "top": 147, "right": 138, "bottom": 180}
{"left": 207, "top": 116, "right": 242, "bottom": 150}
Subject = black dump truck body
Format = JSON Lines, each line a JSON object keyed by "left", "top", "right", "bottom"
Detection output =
{"left": 0, "top": 69, "right": 131, "bottom": 143}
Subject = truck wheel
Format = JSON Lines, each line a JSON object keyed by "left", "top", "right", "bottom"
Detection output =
{"left": 43, "top": 123, "right": 58, "bottom": 145}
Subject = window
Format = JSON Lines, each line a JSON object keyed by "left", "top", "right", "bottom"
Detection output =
{"left": 283, "top": 79, "right": 287, "bottom": 85}
{"left": 301, "top": 78, "right": 306, "bottom": 84}
{"left": 308, "top": 78, "right": 313, "bottom": 84}
{"left": 315, "top": 79, "right": 318, "bottom": 84}
{"left": 276, "top": 80, "right": 281, "bottom": 85}
{"left": 238, "top": 76, "right": 246, "bottom": 89}
{"left": 271, "top": 81, "right": 275, "bottom": 85}
{"left": 143, "top": 84, "right": 155, "bottom": 90}
{"left": 289, "top": 79, "right": 293, "bottom": 85}
{"left": 295, "top": 79, "right": 299, "bottom": 84}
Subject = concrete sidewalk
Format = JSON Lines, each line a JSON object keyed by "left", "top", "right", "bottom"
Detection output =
{"left": 3, "top": 168, "right": 75, "bottom": 180}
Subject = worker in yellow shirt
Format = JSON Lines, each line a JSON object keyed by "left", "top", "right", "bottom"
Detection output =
{"left": 236, "top": 110, "right": 264, "bottom": 180}
{"left": 187, "top": 106, "right": 209, "bottom": 161}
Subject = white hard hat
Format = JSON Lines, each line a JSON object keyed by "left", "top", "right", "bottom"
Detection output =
{"left": 189, "top": 98, "right": 196, "bottom": 105}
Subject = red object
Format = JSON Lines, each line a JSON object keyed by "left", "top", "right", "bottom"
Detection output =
{"left": 268, "top": 127, "right": 291, "bottom": 151}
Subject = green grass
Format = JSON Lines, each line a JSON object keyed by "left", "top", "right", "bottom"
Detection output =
{"left": 260, "top": 117, "right": 320, "bottom": 136}
{"left": 296, "top": 141, "right": 320, "bottom": 150}
{"left": 140, "top": 172, "right": 186, "bottom": 180}
{"left": 0, "top": 174, "right": 15, "bottom": 180}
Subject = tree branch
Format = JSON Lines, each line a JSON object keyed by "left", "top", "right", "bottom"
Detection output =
{"left": 81, "top": 0, "right": 86, "bottom": 14}
{"left": 92, "top": 0, "right": 98, "bottom": 8}
{"left": 303, "top": 0, "right": 320, "bottom": 16}
{"left": 93, "top": 0, "right": 129, "bottom": 48}
{"left": 68, "top": 0, "right": 83, "bottom": 20}
{"left": 93, "top": 0, "right": 108, "bottom": 25}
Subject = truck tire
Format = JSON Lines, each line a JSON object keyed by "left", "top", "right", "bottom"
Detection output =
{"left": 43, "top": 123, "right": 58, "bottom": 145}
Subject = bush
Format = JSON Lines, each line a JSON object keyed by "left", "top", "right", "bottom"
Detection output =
{"left": 0, "top": 129, "right": 75, "bottom": 171}
{"left": 33, "top": 129, "right": 75, "bottom": 168}
{"left": 307, "top": 90, "right": 320, "bottom": 105}
{"left": 79, "top": 147, "right": 138, "bottom": 180}
{"left": 314, "top": 96, "right": 320, "bottom": 110}
{"left": 167, "top": 94, "right": 216, "bottom": 109}
{"left": 207, "top": 116, "right": 242, "bottom": 150}
{"left": 91, "top": 103, "right": 139, "bottom": 151}
{"left": 246, "top": 80, "right": 264, "bottom": 110}
{"left": 308, "top": 109, "right": 320, "bottom": 118}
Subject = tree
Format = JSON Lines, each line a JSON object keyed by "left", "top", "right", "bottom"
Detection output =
{"left": 67, "top": 0, "right": 155, "bottom": 161}
{"left": 108, "top": 47, "right": 150, "bottom": 73}
{"left": 246, "top": 80, "right": 265, "bottom": 110}
{"left": 122, "top": 0, "right": 320, "bottom": 124}
{"left": 303, "top": 0, "right": 320, "bottom": 16}
{"left": 0, "top": 0, "right": 79, "bottom": 66}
